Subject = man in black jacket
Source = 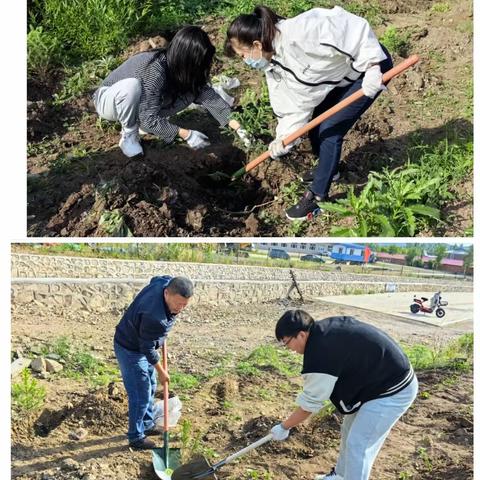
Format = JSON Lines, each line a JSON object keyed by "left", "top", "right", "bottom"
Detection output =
{"left": 270, "top": 310, "right": 417, "bottom": 480}
{"left": 114, "top": 276, "right": 193, "bottom": 450}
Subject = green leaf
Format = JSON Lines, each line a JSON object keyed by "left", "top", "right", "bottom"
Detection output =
{"left": 373, "top": 214, "right": 395, "bottom": 236}
{"left": 409, "top": 204, "right": 441, "bottom": 220}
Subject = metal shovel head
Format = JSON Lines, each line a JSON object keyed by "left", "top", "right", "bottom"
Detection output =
{"left": 153, "top": 447, "right": 182, "bottom": 480}
{"left": 171, "top": 456, "right": 217, "bottom": 480}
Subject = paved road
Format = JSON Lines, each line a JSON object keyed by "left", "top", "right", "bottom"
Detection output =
{"left": 316, "top": 291, "right": 473, "bottom": 328}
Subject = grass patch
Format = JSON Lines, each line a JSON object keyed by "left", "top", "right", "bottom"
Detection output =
{"left": 41, "top": 336, "right": 119, "bottom": 386}
{"left": 170, "top": 372, "right": 201, "bottom": 391}
{"left": 402, "top": 333, "right": 473, "bottom": 371}
{"left": 236, "top": 345, "right": 302, "bottom": 378}
{"left": 12, "top": 369, "right": 47, "bottom": 413}
{"left": 430, "top": 2, "right": 450, "bottom": 13}
{"left": 54, "top": 56, "right": 121, "bottom": 104}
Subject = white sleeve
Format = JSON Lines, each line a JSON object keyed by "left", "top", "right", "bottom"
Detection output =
{"left": 275, "top": 109, "right": 314, "bottom": 140}
{"left": 341, "top": 11, "right": 386, "bottom": 72}
{"left": 296, "top": 372, "right": 338, "bottom": 413}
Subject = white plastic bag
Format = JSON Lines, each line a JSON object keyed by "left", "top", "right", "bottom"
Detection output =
{"left": 153, "top": 395, "right": 183, "bottom": 428}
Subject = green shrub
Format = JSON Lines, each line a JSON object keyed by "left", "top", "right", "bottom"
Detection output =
{"left": 321, "top": 136, "right": 473, "bottom": 237}
{"left": 12, "top": 369, "right": 47, "bottom": 413}
{"left": 232, "top": 81, "right": 275, "bottom": 139}
{"left": 27, "top": 26, "right": 61, "bottom": 81}
{"left": 30, "top": 0, "right": 148, "bottom": 62}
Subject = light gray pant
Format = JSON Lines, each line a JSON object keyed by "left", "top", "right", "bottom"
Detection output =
{"left": 335, "top": 376, "right": 418, "bottom": 479}
{"left": 93, "top": 78, "right": 141, "bottom": 130}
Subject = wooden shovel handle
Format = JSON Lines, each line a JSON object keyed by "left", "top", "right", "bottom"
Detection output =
{"left": 242, "top": 54, "right": 420, "bottom": 174}
{"left": 163, "top": 341, "right": 169, "bottom": 433}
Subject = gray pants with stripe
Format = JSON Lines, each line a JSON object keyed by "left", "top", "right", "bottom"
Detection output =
{"left": 93, "top": 78, "right": 141, "bottom": 130}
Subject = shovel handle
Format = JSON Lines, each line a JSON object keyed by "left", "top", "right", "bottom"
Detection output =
{"left": 163, "top": 341, "right": 169, "bottom": 433}
{"left": 215, "top": 434, "right": 273, "bottom": 468}
{"left": 238, "top": 54, "right": 419, "bottom": 176}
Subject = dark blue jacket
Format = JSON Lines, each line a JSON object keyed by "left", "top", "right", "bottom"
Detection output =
{"left": 114, "top": 276, "right": 176, "bottom": 365}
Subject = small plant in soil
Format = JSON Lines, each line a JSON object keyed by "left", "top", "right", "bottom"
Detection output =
{"left": 380, "top": 26, "right": 411, "bottom": 57}
{"left": 12, "top": 369, "right": 47, "bottom": 413}
{"left": 431, "top": 2, "right": 451, "bottom": 13}
{"left": 416, "top": 447, "right": 433, "bottom": 472}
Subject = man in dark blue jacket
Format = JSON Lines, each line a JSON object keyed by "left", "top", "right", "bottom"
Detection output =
{"left": 114, "top": 275, "right": 194, "bottom": 450}
{"left": 270, "top": 310, "right": 417, "bottom": 480}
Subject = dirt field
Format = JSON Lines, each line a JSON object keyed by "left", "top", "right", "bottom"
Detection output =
{"left": 11, "top": 300, "right": 473, "bottom": 479}
{"left": 26, "top": 0, "right": 473, "bottom": 237}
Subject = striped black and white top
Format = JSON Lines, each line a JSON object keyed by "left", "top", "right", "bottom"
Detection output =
{"left": 96, "top": 51, "right": 231, "bottom": 143}
{"left": 297, "top": 316, "right": 414, "bottom": 415}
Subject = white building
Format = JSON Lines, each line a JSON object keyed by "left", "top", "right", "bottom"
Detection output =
{"left": 253, "top": 243, "right": 334, "bottom": 255}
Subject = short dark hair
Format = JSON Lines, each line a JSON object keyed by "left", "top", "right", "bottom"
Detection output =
{"left": 224, "top": 5, "right": 283, "bottom": 57}
{"left": 167, "top": 277, "right": 194, "bottom": 298}
{"left": 275, "top": 310, "right": 314, "bottom": 340}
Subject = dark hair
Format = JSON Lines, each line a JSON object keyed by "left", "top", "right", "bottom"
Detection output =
{"left": 275, "top": 310, "right": 314, "bottom": 340}
{"left": 225, "top": 5, "right": 283, "bottom": 57}
{"left": 167, "top": 277, "right": 194, "bottom": 298}
{"left": 163, "top": 26, "right": 215, "bottom": 102}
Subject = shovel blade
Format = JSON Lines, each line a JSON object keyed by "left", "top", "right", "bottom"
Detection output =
{"left": 153, "top": 448, "right": 182, "bottom": 479}
{"left": 171, "top": 457, "right": 217, "bottom": 480}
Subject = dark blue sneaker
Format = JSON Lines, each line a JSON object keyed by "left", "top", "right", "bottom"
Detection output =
{"left": 285, "top": 190, "right": 323, "bottom": 221}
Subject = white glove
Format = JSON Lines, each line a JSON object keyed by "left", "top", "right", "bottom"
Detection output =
{"left": 269, "top": 137, "right": 294, "bottom": 159}
{"left": 235, "top": 127, "right": 253, "bottom": 148}
{"left": 185, "top": 130, "right": 210, "bottom": 150}
{"left": 271, "top": 423, "right": 290, "bottom": 441}
{"left": 361, "top": 65, "right": 386, "bottom": 99}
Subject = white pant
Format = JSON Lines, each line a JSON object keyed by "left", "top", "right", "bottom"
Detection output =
{"left": 93, "top": 78, "right": 141, "bottom": 130}
{"left": 335, "top": 376, "right": 418, "bottom": 479}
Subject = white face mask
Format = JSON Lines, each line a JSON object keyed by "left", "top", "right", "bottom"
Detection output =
{"left": 244, "top": 47, "right": 270, "bottom": 70}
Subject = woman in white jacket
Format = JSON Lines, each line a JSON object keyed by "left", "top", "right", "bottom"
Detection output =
{"left": 225, "top": 6, "right": 393, "bottom": 220}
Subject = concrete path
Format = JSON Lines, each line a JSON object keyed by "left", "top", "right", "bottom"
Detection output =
{"left": 316, "top": 291, "right": 473, "bottom": 328}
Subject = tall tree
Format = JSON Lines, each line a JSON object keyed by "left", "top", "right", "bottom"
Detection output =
{"left": 433, "top": 244, "right": 448, "bottom": 270}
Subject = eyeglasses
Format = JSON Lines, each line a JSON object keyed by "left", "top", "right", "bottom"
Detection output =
{"left": 280, "top": 336, "right": 294, "bottom": 347}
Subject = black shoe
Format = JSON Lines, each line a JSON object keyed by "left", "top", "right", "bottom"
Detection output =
{"left": 129, "top": 437, "right": 157, "bottom": 450}
{"left": 144, "top": 425, "right": 163, "bottom": 436}
{"left": 300, "top": 169, "right": 340, "bottom": 184}
{"left": 285, "top": 190, "right": 323, "bottom": 221}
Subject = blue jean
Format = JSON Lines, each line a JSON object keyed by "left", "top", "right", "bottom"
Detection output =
{"left": 114, "top": 340, "right": 157, "bottom": 443}
{"left": 335, "top": 376, "right": 418, "bottom": 479}
{"left": 309, "top": 47, "right": 393, "bottom": 199}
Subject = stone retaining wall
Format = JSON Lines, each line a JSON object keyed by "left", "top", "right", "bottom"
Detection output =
{"left": 11, "top": 254, "right": 471, "bottom": 286}
{"left": 11, "top": 277, "right": 472, "bottom": 312}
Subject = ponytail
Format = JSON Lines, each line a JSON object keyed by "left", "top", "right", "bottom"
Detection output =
{"left": 225, "top": 5, "right": 283, "bottom": 56}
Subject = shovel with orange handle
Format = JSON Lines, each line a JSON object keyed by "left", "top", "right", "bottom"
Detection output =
{"left": 230, "top": 55, "right": 420, "bottom": 181}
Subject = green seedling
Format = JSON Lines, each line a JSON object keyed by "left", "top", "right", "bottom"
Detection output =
{"left": 12, "top": 369, "right": 47, "bottom": 413}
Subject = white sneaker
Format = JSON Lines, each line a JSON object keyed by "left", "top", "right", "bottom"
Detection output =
{"left": 314, "top": 469, "right": 343, "bottom": 480}
{"left": 119, "top": 128, "right": 143, "bottom": 157}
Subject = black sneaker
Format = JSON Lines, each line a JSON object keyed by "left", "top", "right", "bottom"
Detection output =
{"left": 285, "top": 190, "right": 323, "bottom": 221}
{"left": 300, "top": 169, "right": 340, "bottom": 184}
{"left": 129, "top": 437, "right": 157, "bottom": 450}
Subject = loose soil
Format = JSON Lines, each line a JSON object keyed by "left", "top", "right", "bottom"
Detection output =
{"left": 12, "top": 300, "right": 473, "bottom": 479}
{"left": 26, "top": 1, "right": 473, "bottom": 237}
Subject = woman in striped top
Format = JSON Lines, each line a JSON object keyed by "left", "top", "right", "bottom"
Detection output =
{"left": 94, "top": 26, "right": 250, "bottom": 157}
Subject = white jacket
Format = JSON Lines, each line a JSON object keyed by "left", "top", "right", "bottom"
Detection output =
{"left": 265, "top": 6, "right": 387, "bottom": 139}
